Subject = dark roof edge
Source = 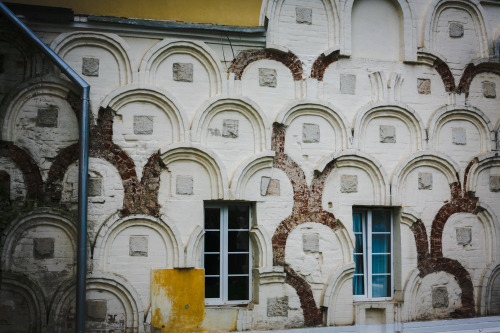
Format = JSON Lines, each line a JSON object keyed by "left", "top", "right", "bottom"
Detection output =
{"left": 87, "top": 15, "right": 267, "bottom": 34}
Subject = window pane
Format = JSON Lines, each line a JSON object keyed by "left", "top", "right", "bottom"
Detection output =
{"left": 355, "top": 234, "right": 363, "bottom": 253}
{"left": 353, "top": 275, "right": 364, "bottom": 295}
{"left": 228, "top": 205, "right": 249, "bottom": 229}
{"left": 205, "top": 231, "right": 220, "bottom": 252}
{"left": 372, "top": 210, "right": 391, "bottom": 232}
{"left": 228, "top": 231, "right": 249, "bottom": 252}
{"left": 228, "top": 254, "right": 249, "bottom": 274}
{"left": 372, "top": 275, "right": 390, "bottom": 298}
{"left": 372, "top": 234, "right": 390, "bottom": 253}
{"left": 204, "top": 254, "right": 220, "bottom": 275}
{"left": 353, "top": 213, "right": 363, "bottom": 233}
{"left": 228, "top": 276, "right": 249, "bottom": 301}
{"left": 205, "top": 208, "right": 220, "bottom": 229}
{"left": 354, "top": 254, "right": 364, "bottom": 274}
{"left": 205, "top": 277, "right": 220, "bottom": 298}
{"left": 372, "top": 254, "right": 391, "bottom": 274}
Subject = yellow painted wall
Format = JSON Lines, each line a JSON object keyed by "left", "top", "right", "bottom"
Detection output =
{"left": 7, "top": 0, "right": 263, "bottom": 27}
{"left": 152, "top": 268, "right": 205, "bottom": 332}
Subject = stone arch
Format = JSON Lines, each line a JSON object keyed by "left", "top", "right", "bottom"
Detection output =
{"left": 50, "top": 31, "right": 133, "bottom": 85}
{"left": 391, "top": 151, "right": 461, "bottom": 205}
{"left": 250, "top": 225, "right": 273, "bottom": 269}
{"left": 401, "top": 268, "right": 423, "bottom": 321}
{"left": 1, "top": 211, "right": 77, "bottom": 271}
{"left": 101, "top": 84, "right": 189, "bottom": 143}
{"left": 0, "top": 26, "right": 40, "bottom": 83}
{"left": 191, "top": 96, "right": 271, "bottom": 151}
{"left": 322, "top": 263, "right": 354, "bottom": 325}
{"left": 0, "top": 75, "right": 79, "bottom": 141}
{"left": 230, "top": 151, "right": 275, "bottom": 199}
{"left": 317, "top": 149, "right": 391, "bottom": 205}
{"left": 353, "top": 102, "right": 425, "bottom": 151}
{"left": 277, "top": 99, "right": 351, "bottom": 150}
{"left": 466, "top": 151, "right": 500, "bottom": 192}
{"left": 427, "top": 105, "right": 495, "bottom": 152}
{"left": 0, "top": 272, "right": 47, "bottom": 333}
{"left": 480, "top": 259, "right": 500, "bottom": 315}
{"left": 139, "top": 39, "right": 223, "bottom": 95}
{"left": 93, "top": 214, "right": 184, "bottom": 270}
{"left": 48, "top": 272, "right": 144, "bottom": 333}
{"left": 343, "top": 0, "right": 417, "bottom": 61}
{"left": 185, "top": 225, "right": 204, "bottom": 268}
{"left": 160, "top": 143, "right": 229, "bottom": 199}
{"left": 265, "top": 0, "right": 340, "bottom": 52}
{"left": 423, "top": 0, "right": 489, "bottom": 59}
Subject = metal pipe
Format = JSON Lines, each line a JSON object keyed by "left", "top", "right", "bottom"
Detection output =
{"left": 0, "top": 3, "right": 90, "bottom": 333}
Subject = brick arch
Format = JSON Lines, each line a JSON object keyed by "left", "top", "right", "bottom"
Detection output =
{"left": 229, "top": 49, "right": 303, "bottom": 80}
{"left": 0, "top": 141, "right": 43, "bottom": 202}
{"left": 310, "top": 51, "right": 339, "bottom": 81}
{"left": 457, "top": 62, "right": 500, "bottom": 96}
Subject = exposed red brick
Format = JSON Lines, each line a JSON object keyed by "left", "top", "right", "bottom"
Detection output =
{"left": 0, "top": 141, "right": 43, "bottom": 202}
{"left": 310, "top": 52, "right": 339, "bottom": 81}
{"left": 433, "top": 58, "right": 456, "bottom": 92}
{"left": 229, "top": 49, "right": 303, "bottom": 80}
{"left": 457, "top": 63, "right": 500, "bottom": 96}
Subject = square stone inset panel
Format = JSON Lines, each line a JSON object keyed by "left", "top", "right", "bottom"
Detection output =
{"left": 489, "top": 175, "right": 500, "bottom": 192}
{"left": 37, "top": 106, "right": 58, "bottom": 128}
{"left": 33, "top": 238, "right": 54, "bottom": 259}
{"left": 267, "top": 179, "right": 280, "bottom": 196}
{"left": 418, "top": 172, "right": 433, "bottom": 190}
{"left": 259, "top": 68, "right": 277, "bottom": 88}
{"left": 379, "top": 125, "right": 396, "bottom": 143}
{"left": 303, "top": 233, "right": 319, "bottom": 253}
{"left": 129, "top": 236, "right": 148, "bottom": 257}
{"left": 482, "top": 81, "right": 496, "bottom": 98}
{"left": 87, "top": 300, "right": 107, "bottom": 322}
{"left": 88, "top": 177, "right": 102, "bottom": 197}
{"left": 82, "top": 57, "right": 99, "bottom": 77}
{"left": 267, "top": 296, "right": 288, "bottom": 317}
{"left": 449, "top": 22, "right": 464, "bottom": 38}
{"left": 417, "top": 78, "right": 431, "bottom": 95}
{"left": 340, "top": 74, "right": 356, "bottom": 95}
{"left": 176, "top": 175, "right": 193, "bottom": 195}
{"left": 456, "top": 227, "right": 472, "bottom": 246}
{"left": 296, "top": 7, "right": 312, "bottom": 24}
{"left": 134, "top": 115, "right": 154, "bottom": 135}
{"left": 208, "top": 128, "right": 221, "bottom": 136}
{"left": 222, "top": 119, "right": 239, "bottom": 138}
{"left": 173, "top": 63, "right": 193, "bottom": 82}
{"left": 452, "top": 127, "right": 466, "bottom": 145}
{"left": 432, "top": 286, "right": 449, "bottom": 308}
{"left": 302, "top": 123, "right": 320, "bottom": 143}
{"left": 341, "top": 175, "right": 358, "bottom": 193}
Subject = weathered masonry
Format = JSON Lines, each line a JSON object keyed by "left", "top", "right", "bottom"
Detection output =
{"left": 1, "top": 0, "right": 500, "bottom": 332}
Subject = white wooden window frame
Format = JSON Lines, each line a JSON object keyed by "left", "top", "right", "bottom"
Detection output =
{"left": 353, "top": 209, "right": 394, "bottom": 302}
{"left": 203, "top": 203, "right": 252, "bottom": 306}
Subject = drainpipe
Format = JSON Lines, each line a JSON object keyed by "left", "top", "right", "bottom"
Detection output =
{"left": 0, "top": 3, "right": 89, "bottom": 333}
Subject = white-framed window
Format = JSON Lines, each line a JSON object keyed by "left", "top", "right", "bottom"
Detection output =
{"left": 353, "top": 208, "right": 393, "bottom": 301}
{"left": 203, "top": 203, "right": 252, "bottom": 305}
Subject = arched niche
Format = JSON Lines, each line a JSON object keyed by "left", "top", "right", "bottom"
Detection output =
{"left": 353, "top": 102, "right": 425, "bottom": 176}
{"left": 319, "top": 149, "right": 391, "bottom": 209}
{"left": 265, "top": 0, "right": 340, "bottom": 57}
{"left": 159, "top": 143, "right": 229, "bottom": 200}
{"left": 423, "top": 0, "right": 489, "bottom": 65}
{"left": 322, "top": 263, "right": 355, "bottom": 326}
{"left": 345, "top": 0, "right": 416, "bottom": 61}
{"left": 51, "top": 31, "right": 134, "bottom": 110}
{"left": 191, "top": 97, "right": 270, "bottom": 178}
{"left": 230, "top": 151, "right": 275, "bottom": 199}
{"left": 0, "top": 157, "right": 27, "bottom": 203}
{"left": 0, "top": 76, "right": 79, "bottom": 179}
{"left": 428, "top": 106, "right": 494, "bottom": 167}
{"left": 101, "top": 84, "right": 188, "bottom": 178}
{"left": 391, "top": 151, "right": 460, "bottom": 225}
{"left": 139, "top": 40, "right": 224, "bottom": 121}
{"left": 48, "top": 272, "right": 144, "bottom": 333}
{"left": 1, "top": 211, "right": 77, "bottom": 297}
{"left": 466, "top": 152, "right": 500, "bottom": 219}
{"left": 0, "top": 272, "right": 47, "bottom": 333}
